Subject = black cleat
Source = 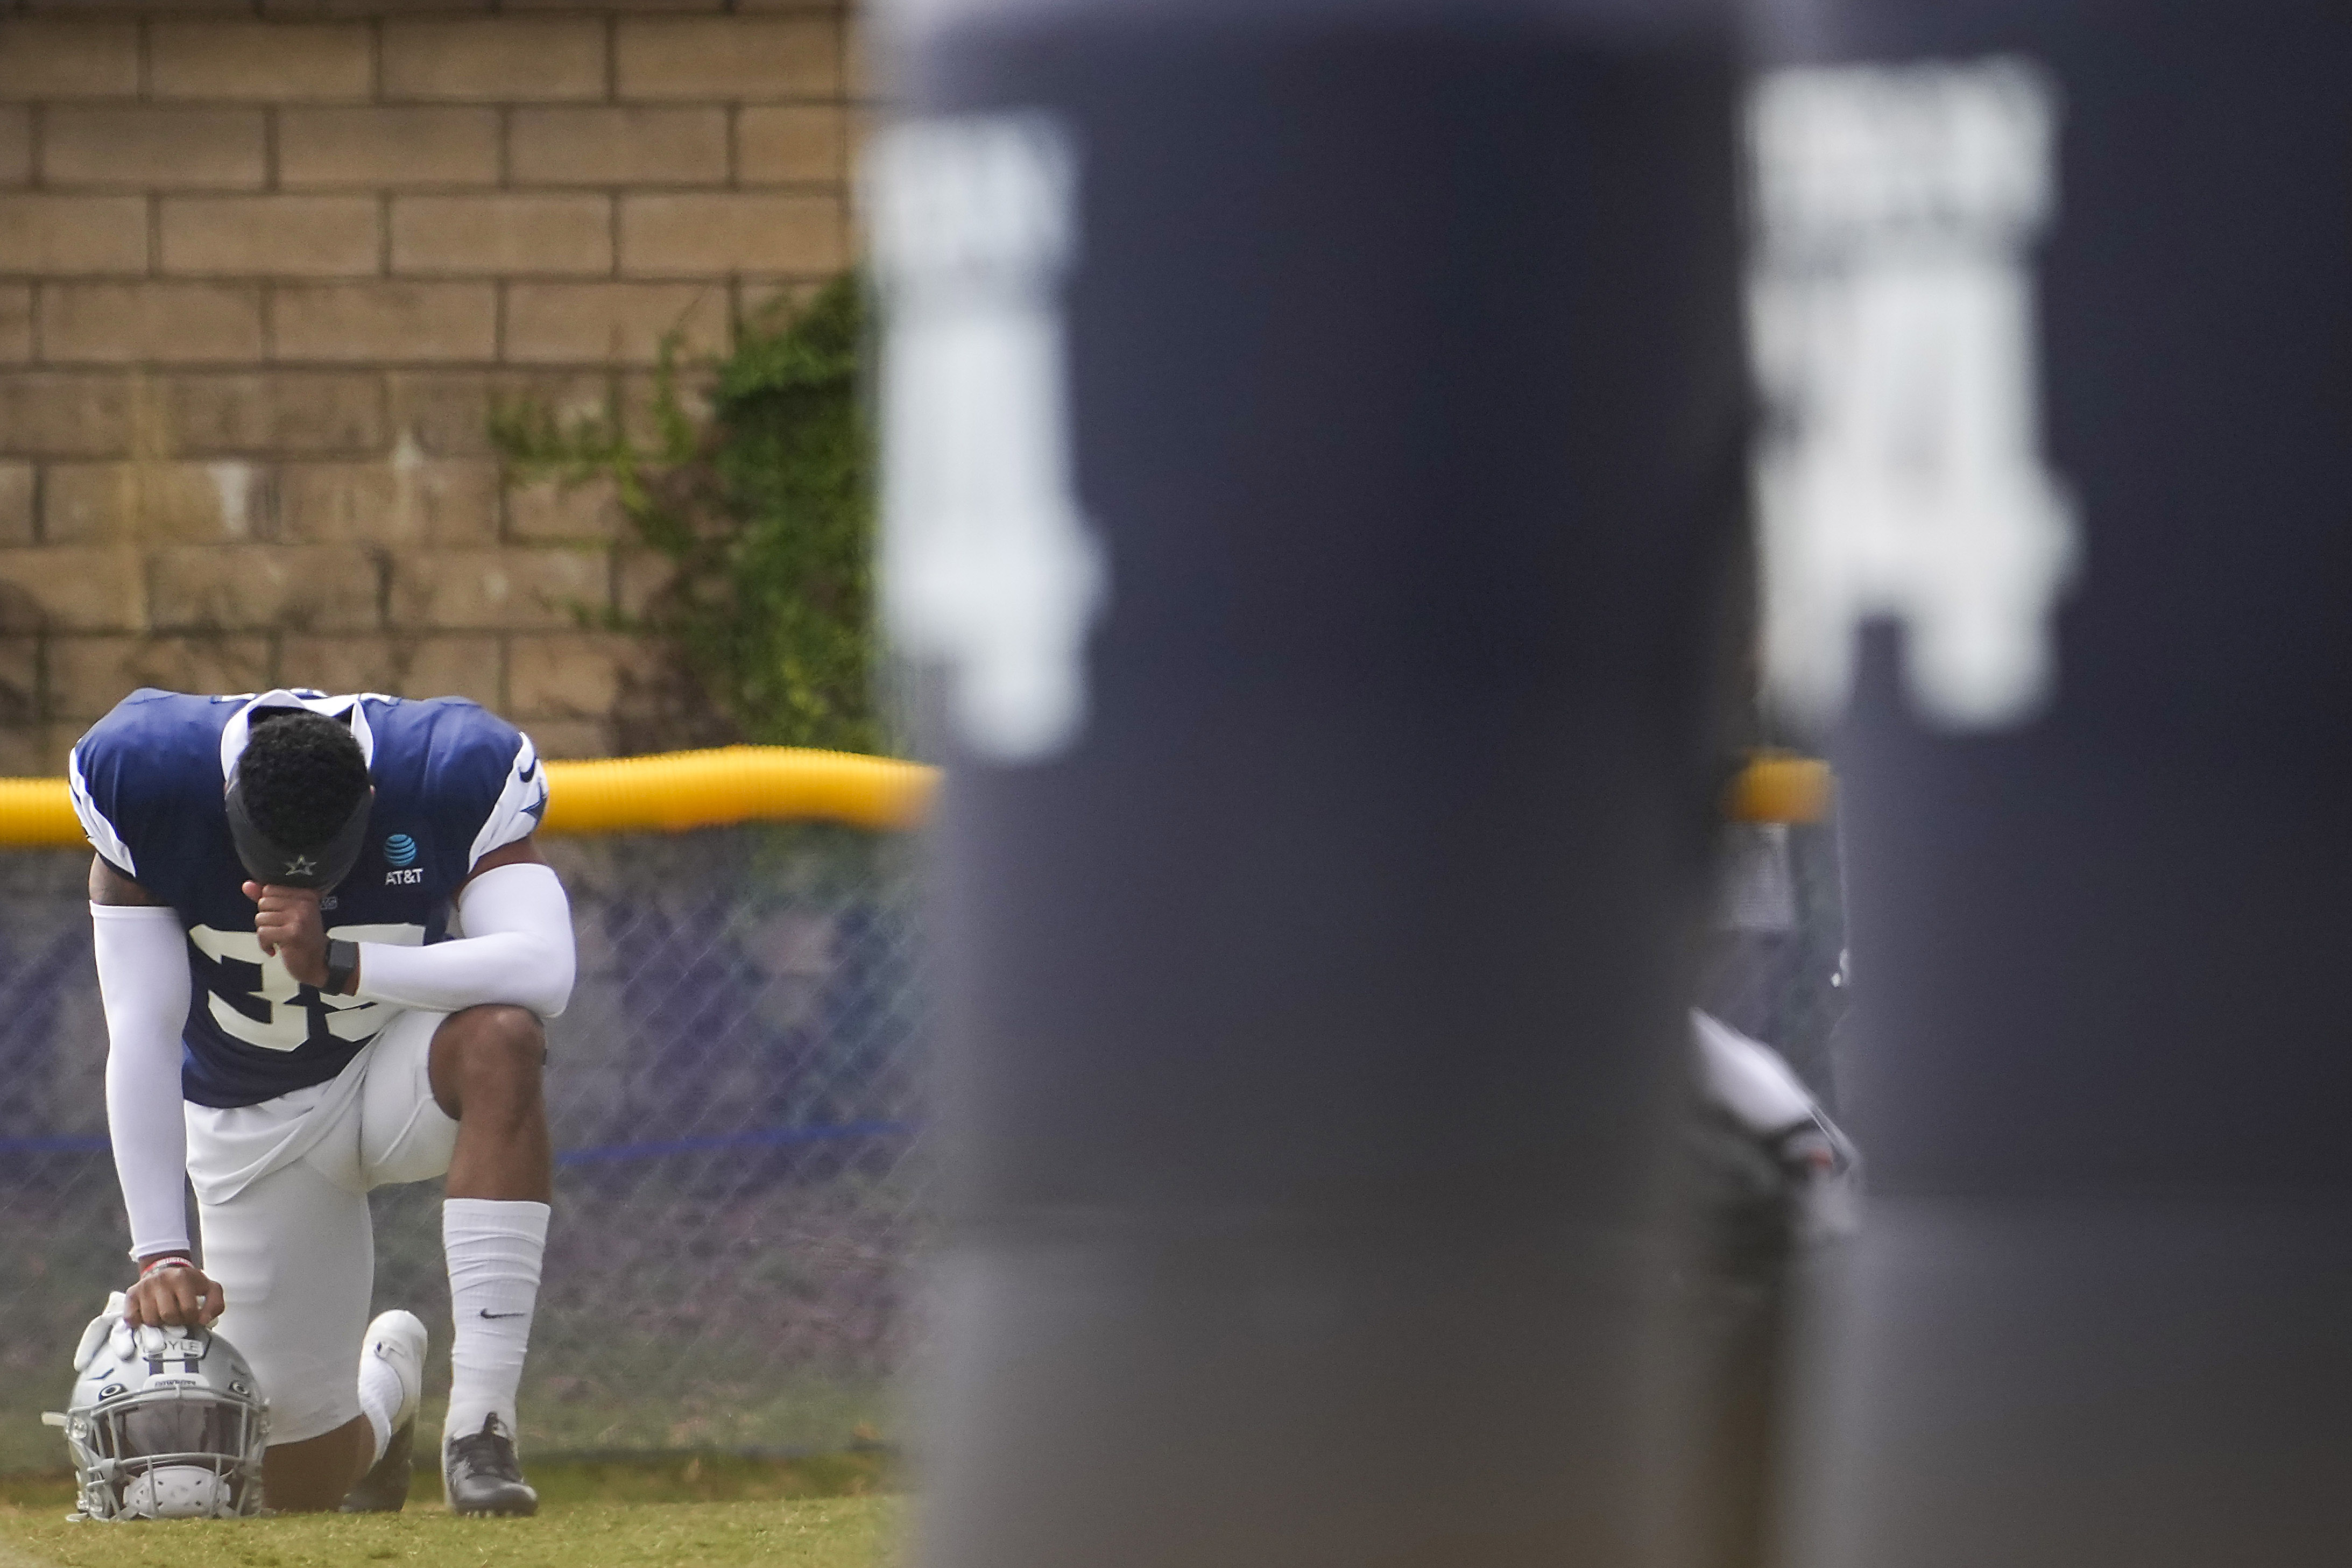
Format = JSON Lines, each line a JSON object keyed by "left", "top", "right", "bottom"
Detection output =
{"left": 443, "top": 1414, "right": 539, "bottom": 1517}
{"left": 340, "top": 1414, "right": 414, "bottom": 1513}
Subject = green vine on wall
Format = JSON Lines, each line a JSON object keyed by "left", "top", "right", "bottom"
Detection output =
{"left": 491, "top": 274, "right": 884, "bottom": 755}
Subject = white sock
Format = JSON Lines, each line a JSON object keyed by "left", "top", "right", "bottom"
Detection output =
{"left": 442, "top": 1198, "right": 550, "bottom": 1452}
{"left": 356, "top": 1352, "right": 403, "bottom": 1469}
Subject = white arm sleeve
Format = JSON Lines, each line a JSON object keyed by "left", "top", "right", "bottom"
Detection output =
{"left": 353, "top": 861, "right": 575, "bottom": 1019}
{"left": 91, "top": 902, "right": 193, "bottom": 1261}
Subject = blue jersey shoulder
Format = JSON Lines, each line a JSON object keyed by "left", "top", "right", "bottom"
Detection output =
{"left": 358, "top": 696, "right": 544, "bottom": 882}
{"left": 69, "top": 689, "right": 241, "bottom": 885}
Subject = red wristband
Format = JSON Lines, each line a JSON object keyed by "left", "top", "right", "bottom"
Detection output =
{"left": 138, "top": 1254, "right": 195, "bottom": 1278}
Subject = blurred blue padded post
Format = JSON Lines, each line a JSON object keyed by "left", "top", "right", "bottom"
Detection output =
{"left": 1748, "top": 5, "right": 2352, "bottom": 1565}
{"left": 871, "top": 1, "right": 1753, "bottom": 1565}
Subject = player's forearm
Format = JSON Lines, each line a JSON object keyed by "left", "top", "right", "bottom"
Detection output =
{"left": 91, "top": 902, "right": 195, "bottom": 1259}
{"left": 352, "top": 862, "right": 576, "bottom": 1019}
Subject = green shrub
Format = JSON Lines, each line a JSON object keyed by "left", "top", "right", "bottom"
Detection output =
{"left": 492, "top": 275, "right": 884, "bottom": 755}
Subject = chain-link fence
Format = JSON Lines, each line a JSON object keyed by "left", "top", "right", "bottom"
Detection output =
{"left": 0, "top": 824, "right": 930, "bottom": 1474}
{"left": 0, "top": 802, "right": 1846, "bottom": 1478}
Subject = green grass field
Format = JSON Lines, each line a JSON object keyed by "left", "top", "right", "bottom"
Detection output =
{"left": 0, "top": 1455, "right": 898, "bottom": 1568}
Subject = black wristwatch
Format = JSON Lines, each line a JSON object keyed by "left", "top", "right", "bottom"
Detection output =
{"left": 323, "top": 938, "right": 360, "bottom": 997}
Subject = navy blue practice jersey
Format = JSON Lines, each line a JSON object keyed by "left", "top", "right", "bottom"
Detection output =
{"left": 69, "top": 689, "right": 549, "bottom": 1108}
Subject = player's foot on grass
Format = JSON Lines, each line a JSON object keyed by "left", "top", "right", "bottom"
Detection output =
{"left": 444, "top": 1412, "right": 539, "bottom": 1517}
{"left": 342, "top": 1310, "right": 427, "bottom": 1513}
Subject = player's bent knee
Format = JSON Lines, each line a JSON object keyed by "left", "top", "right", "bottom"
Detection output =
{"left": 456, "top": 1004, "right": 545, "bottom": 1077}
{"left": 433, "top": 1005, "right": 545, "bottom": 1116}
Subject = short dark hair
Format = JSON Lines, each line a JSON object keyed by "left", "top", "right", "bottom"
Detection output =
{"left": 238, "top": 711, "right": 369, "bottom": 848}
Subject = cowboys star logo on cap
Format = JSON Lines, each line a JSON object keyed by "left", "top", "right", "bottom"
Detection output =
{"left": 284, "top": 854, "right": 317, "bottom": 878}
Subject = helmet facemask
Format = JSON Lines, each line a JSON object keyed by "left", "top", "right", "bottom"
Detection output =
{"left": 50, "top": 1314, "right": 270, "bottom": 1521}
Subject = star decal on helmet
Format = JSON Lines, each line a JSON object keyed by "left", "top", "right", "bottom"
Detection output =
{"left": 284, "top": 854, "right": 317, "bottom": 878}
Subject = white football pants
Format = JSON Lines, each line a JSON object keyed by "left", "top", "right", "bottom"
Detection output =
{"left": 186, "top": 1008, "right": 458, "bottom": 1445}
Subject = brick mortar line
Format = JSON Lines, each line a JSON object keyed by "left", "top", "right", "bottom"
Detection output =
{"left": 0, "top": 96, "right": 867, "bottom": 108}
{"left": 370, "top": 96, "right": 624, "bottom": 109}
{"left": 142, "top": 98, "right": 367, "bottom": 109}
{"left": 339, "top": 180, "right": 781, "bottom": 193}
{"left": 41, "top": 105, "right": 277, "bottom": 119}
{"left": 9, "top": 186, "right": 368, "bottom": 196}
{"left": 0, "top": 362, "right": 658, "bottom": 383}
{"left": 355, "top": 353, "right": 755, "bottom": 373}
{"left": 242, "top": 184, "right": 796, "bottom": 196}
{"left": 4, "top": 181, "right": 848, "bottom": 195}
{"left": 0, "top": 95, "right": 856, "bottom": 112}
{"left": 33, "top": 627, "right": 53, "bottom": 728}
{"left": 370, "top": 543, "right": 392, "bottom": 633}
{"left": 624, "top": 95, "right": 854, "bottom": 108}
{"left": 10, "top": 186, "right": 299, "bottom": 199}
{"left": 0, "top": 349, "right": 749, "bottom": 372}
{"left": 2, "top": 455, "right": 404, "bottom": 468}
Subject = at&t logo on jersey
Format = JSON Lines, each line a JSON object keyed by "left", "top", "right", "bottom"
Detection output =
{"left": 384, "top": 832, "right": 422, "bottom": 884}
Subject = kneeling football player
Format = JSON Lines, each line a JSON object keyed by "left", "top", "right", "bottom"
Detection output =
{"left": 73, "top": 688, "right": 575, "bottom": 1515}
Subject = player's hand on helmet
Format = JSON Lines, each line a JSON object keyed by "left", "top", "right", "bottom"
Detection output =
{"left": 246, "top": 880, "right": 329, "bottom": 990}
{"left": 125, "top": 1256, "right": 223, "bottom": 1331}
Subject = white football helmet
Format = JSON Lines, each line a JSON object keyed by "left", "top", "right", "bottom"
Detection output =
{"left": 43, "top": 1292, "right": 269, "bottom": 1520}
{"left": 1691, "top": 1009, "right": 1862, "bottom": 1245}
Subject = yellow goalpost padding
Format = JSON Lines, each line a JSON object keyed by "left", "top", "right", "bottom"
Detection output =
{"left": 0, "top": 776, "right": 80, "bottom": 845}
{"left": 0, "top": 746, "right": 941, "bottom": 847}
{"left": 538, "top": 746, "right": 938, "bottom": 836}
{"left": 0, "top": 746, "right": 1823, "bottom": 847}
{"left": 1724, "top": 754, "right": 1834, "bottom": 825}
